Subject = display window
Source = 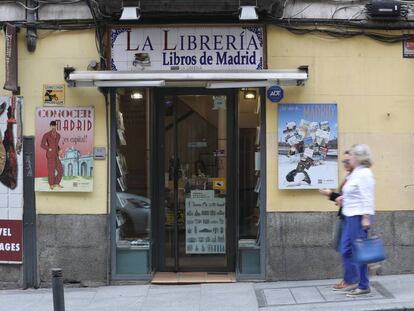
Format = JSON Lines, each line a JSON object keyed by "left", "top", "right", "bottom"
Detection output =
{"left": 238, "top": 88, "right": 262, "bottom": 275}
{"left": 114, "top": 88, "right": 151, "bottom": 275}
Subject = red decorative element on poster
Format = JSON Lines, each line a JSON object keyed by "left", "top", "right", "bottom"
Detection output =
{"left": 0, "top": 220, "right": 23, "bottom": 262}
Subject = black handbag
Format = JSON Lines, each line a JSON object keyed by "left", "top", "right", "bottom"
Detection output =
{"left": 352, "top": 236, "right": 387, "bottom": 264}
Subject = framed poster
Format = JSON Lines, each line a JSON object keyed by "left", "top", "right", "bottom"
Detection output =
{"left": 0, "top": 96, "right": 23, "bottom": 263}
{"left": 278, "top": 104, "right": 338, "bottom": 189}
{"left": 35, "top": 107, "right": 94, "bottom": 192}
{"left": 43, "top": 84, "right": 65, "bottom": 106}
{"left": 403, "top": 38, "right": 414, "bottom": 58}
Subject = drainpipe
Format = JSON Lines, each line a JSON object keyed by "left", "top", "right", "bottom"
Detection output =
{"left": 26, "top": 0, "right": 37, "bottom": 52}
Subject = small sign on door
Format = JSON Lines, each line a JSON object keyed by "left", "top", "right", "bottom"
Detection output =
{"left": 211, "top": 178, "right": 226, "bottom": 191}
{"left": 213, "top": 96, "right": 226, "bottom": 110}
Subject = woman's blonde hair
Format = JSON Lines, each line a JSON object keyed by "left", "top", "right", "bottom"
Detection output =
{"left": 350, "top": 144, "right": 373, "bottom": 167}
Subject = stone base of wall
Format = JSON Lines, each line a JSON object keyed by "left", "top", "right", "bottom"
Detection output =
{"left": 0, "top": 265, "right": 22, "bottom": 289}
{"left": 37, "top": 214, "right": 108, "bottom": 287}
{"left": 266, "top": 211, "right": 414, "bottom": 281}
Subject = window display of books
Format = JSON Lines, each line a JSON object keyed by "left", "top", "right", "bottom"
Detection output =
{"left": 116, "top": 153, "right": 128, "bottom": 176}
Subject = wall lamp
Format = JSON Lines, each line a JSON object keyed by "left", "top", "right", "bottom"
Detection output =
{"left": 120, "top": 0, "right": 141, "bottom": 20}
{"left": 243, "top": 89, "right": 257, "bottom": 100}
{"left": 131, "top": 91, "right": 143, "bottom": 99}
{"left": 239, "top": 0, "right": 258, "bottom": 20}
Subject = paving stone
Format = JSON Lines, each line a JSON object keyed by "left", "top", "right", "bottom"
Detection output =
{"left": 290, "top": 286, "right": 325, "bottom": 304}
{"left": 262, "top": 288, "right": 295, "bottom": 305}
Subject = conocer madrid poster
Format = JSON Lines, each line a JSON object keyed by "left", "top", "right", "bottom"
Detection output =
{"left": 35, "top": 107, "right": 94, "bottom": 192}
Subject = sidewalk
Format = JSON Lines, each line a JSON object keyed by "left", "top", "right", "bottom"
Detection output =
{"left": 1, "top": 274, "right": 413, "bottom": 311}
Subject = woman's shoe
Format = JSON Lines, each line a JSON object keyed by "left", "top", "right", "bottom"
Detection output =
{"left": 332, "top": 281, "right": 358, "bottom": 291}
{"left": 346, "top": 288, "right": 371, "bottom": 296}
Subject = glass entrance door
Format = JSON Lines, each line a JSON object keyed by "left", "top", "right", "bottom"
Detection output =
{"left": 157, "top": 89, "right": 236, "bottom": 272}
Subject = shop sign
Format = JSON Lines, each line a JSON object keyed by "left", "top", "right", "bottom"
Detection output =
{"left": 3, "top": 24, "right": 19, "bottom": 92}
{"left": 0, "top": 96, "right": 24, "bottom": 264}
{"left": 34, "top": 107, "right": 95, "bottom": 192}
{"left": 278, "top": 104, "right": 338, "bottom": 189}
{"left": 43, "top": 84, "right": 65, "bottom": 106}
{"left": 0, "top": 220, "right": 23, "bottom": 263}
{"left": 111, "top": 26, "right": 264, "bottom": 71}
{"left": 267, "top": 85, "right": 284, "bottom": 102}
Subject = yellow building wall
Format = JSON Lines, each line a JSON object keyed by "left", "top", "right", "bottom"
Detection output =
{"left": 267, "top": 26, "right": 414, "bottom": 212}
{"left": 0, "top": 30, "right": 107, "bottom": 214}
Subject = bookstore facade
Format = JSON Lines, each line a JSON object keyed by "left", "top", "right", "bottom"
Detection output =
{"left": 105, "top": 25, "right": 270, "bottom": 279}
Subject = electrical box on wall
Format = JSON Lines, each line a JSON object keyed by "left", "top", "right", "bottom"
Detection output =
{"left": 94, "top": 147, "right": 106, "bottom": 160}
{"left": 366, "top": 0, "right": 403, "bottom": 19}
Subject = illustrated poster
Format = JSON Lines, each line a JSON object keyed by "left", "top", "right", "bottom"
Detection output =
{"left": 278, "top": 104, "right": 338, "bottom": 189}
{"left": 0, "top": 96, "right": 23, "bottom": 263}
{"left": 35, "top": 107, "right": 94, "bottom": 192}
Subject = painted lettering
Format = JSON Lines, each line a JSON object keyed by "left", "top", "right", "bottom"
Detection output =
{"left": 142, "top": 36, "right": 153, "bottom": 51}
{"left": 163, "top": 30, "right": 176, "bottom": 50}
{"left": 0, "top": 243, "right": 20, "bottom": 252}
{"left": 247, "top": 36, "right": 259, "bottom": 50}
{"left": 188, "top": 35, "right": 197, "bottom": 50}
{"left": 0, "top": 228, "right": 11, "bottom": 236}
{"left": 226, "top": 35, "right": 237, "bottom": 50}
{"left": 200, "top": 35, "right": 210, "bottom": 50}
{"left": 126, "top": 30, "right": 139, "bottom": 51}
{"left": 214, "top": 35, "right": 223, "bottom": 50}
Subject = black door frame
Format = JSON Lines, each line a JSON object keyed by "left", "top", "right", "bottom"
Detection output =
{"left": 152, "top": 88, "right": 238, "bottom": 272}
{"left": 23, "top": 136, "right": 38, "bottom": 288}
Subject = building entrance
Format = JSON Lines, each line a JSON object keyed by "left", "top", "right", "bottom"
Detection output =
{"left": 155, "top": 89, "right": 236, "bottom": 272}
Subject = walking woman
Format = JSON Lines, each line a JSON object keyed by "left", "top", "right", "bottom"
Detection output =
{"left": 319, "top": 150, "right": 356, "bottom": 291}
{"left": 335, "top": 144, "right": 375, "bottom": 296}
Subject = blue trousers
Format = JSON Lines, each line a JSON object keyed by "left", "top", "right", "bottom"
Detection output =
{"left": 339, "top": 215, "right": 369, "bottom": 289}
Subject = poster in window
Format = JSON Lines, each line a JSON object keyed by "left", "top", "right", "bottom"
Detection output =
{"left": 34, "top": 107, "right": 94, "bottom": 192}
{"left": 185, "top": 196, "right": 226, "bottom": 254}
{"left": 278, "top": 104, "right": 338, "bottom": 189}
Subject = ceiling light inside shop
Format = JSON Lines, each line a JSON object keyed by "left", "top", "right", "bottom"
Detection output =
{"left": 131, "top": 92, "right": 143, "bottom": 99}
{"left": 244, "top": 89, "right": 257, "bottom": 100}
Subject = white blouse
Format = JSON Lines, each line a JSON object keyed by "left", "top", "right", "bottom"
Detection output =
{"left": 342, "top": 166, "right": 375, "bottom": 217}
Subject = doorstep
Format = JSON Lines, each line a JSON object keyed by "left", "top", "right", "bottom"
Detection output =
{"left": 151, "top": 272, "right": 236, "bottom": 284}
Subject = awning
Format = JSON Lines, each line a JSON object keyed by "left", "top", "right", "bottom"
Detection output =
{"left": 65, "top": 67, "right": 308, "bottom": 88}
